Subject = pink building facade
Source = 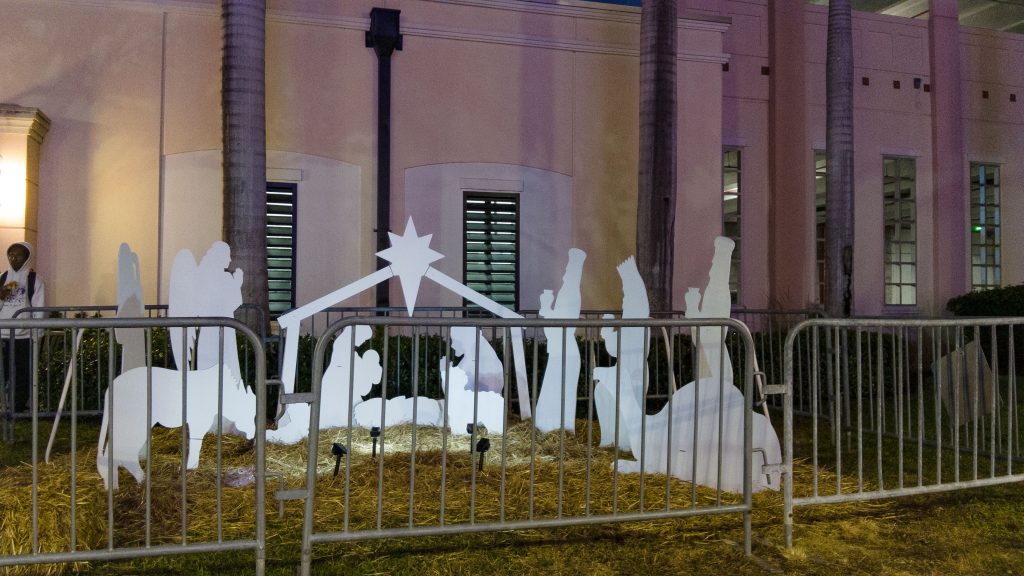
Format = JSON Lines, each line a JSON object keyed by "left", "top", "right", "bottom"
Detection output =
{"left": 0, "top": 0, "right": 1019, "bottom": 316}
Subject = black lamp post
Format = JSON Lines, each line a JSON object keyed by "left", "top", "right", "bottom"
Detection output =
{"left": 366, "top": 8, "right": 402, "bottom": 309}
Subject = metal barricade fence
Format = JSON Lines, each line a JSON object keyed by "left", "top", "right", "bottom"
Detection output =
{"left": 0, "top": 317, "right": 266, "bottom": 574}
{"left": 284, "top": 316, "right": 764, "bottom": 576}
{"left": 730, "top": 308, "right": 823, "bottom": 410}
{"left": 2, "top": 305, "right": 266, "bottom": 438}
{"left": 277, "top": 307, "right": 815, "bottom": 412}
{"left": 782, "top": 317, "right": 1024, "bottom": 547}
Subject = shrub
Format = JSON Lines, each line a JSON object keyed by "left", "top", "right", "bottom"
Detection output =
{"left": 946, "top": 284, "right": 1024, "bottom": 375}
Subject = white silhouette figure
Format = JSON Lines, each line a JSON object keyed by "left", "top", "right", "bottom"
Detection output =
{"left": 354, "top": 396, "right": 443, "bottom": 428}
{"left": 614, "top": 374, "right": 781, "bottom": 492}
{"left": 685, "top": 236, "right": 734, "bottom": 384}
{"left": 438, "top": 359, "right": 505, "bottom": 436}
{"left": 268, "top": 325, "right": 383, "bottom": 444}
{"left": 96, "top": 364, "right": 256, "bottom": 491}
{"left": 168, "top": 242, "right": 244, "bottom": 378}
{"left": 594, "top": 257, "right": 649, "bottom": 450}
{"left": 115, "top": 243, "right": 146, "bottom": 372}
{"left": 611, "top": 238, "right": 782, "bottom": 493}
{"left": 534, "top": 249, "right": 586, "bottom": 433}
{"left": 449, "top": 326, "right": 505, "bottom": 394}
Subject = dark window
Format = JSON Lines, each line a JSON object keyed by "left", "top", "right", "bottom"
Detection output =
{"left": 970, "top": 163, "right": 1001, "bottom": 290}
{"left": 464, "top": 193, "right": 519, "bottom": 312}
{"left": 883, "top": 157, "right": 917, "bottom": 306}
{"left": 267, "top": 182, "right": 297, "bottom": 315}
{"left": 723, "top": 149, "right": 741, "bottom": 303}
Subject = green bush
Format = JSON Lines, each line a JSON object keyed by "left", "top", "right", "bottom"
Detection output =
{"left": 946, "top": 284, "right": 1024, "bottom": 375}
{"left": 947, "top": 284, "right": 1024, "bottom": 316}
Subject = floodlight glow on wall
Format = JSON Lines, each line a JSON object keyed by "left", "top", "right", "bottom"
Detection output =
{"left": 0, "top": 105, "right": 49, "bottom": 240}
{"left": 0, "top": 152, "right": 29, "bottom": 226}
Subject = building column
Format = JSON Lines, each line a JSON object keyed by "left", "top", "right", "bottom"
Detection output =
{"left": 929, "top": 0, "right": 968, "bottom": 311}
{"left": 0, "top": 105, "right": 50, "bottom": 250}
{"left": 767, "top": 0, "right": 813, "bottom": 308}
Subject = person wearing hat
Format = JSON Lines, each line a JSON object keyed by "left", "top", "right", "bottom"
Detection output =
{"left": 0, "top": 242, "right": 45, "bottom": 413}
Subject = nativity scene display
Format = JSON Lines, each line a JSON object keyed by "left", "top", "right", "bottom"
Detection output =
{"left": 95, "top": 218, "right": 781, "bottom": 498}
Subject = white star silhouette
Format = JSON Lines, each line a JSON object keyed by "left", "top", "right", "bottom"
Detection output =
{"left": 377, "top": 217, "right": 444, "bottom": 314}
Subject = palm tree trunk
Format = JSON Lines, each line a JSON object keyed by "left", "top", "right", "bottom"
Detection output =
{"left": 222, "top": 0, "right": 269, "bottom": 326}
{"left": 637, "top": 0, "right": 677, "bottom": 313}
{"left": 825, "top": 0, "right": 854, "bottom": 318}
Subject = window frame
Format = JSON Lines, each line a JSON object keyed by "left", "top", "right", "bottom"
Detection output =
{"left": 970, "top": 162, "right": 1001, "bottom": 291}
{"left": 814, "top": 151, "right": 828, "bottom": 306}
{"left": 267, "top": 181, "right": 297, "bottom": 316}
{"left": 463, "top": 191, "right": 521, "bottom": 313}
{"left": 722, "top": 147, "right": 742, "bottom": 304}
{"left": 882, "top": 156, "right": 917, "bottom": 307}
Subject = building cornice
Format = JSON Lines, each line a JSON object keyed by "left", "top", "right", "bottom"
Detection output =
{"left": 46, "top": 0, "right": 729, "bottom": 62}
{"left": 0, "top": 105, "right": 51, "bottom": 144}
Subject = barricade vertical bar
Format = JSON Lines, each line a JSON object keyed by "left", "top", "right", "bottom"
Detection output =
{"left": 990, "top": 325, "right": 998, "bottom": 478}
{"left": 107, "top": 328, "right": 117, "bottom": 549}
{"left": 954, "top": 327, "right": 962, "bottom": 482}
{"left": 690, "top": 326, "right": 700, "bottom": 507}
{"left": 584, "top": 326, "right": 595, "bottom": 517}
{"left": 216, "top": 328, "right": 224, "bottom": 542}
{"left": 612, "top": 327, "right": 622, "bottom": 514}
{"left": 917, "top": 326, "right": 924, "bottom": 487}
{"left": 145, "top": 333, "right": 154, "bottom": 547}
{"left": 834, "top": 327, "right": 843, "bottom": 492}
{"left": 528, "top": 333, "right": 538, "bottom": 520}
{"left": 469, "top": 327, "right": 480, "bottom": 525}
{"left": 1009, "top": 328, "right": 1017, "bottom": 473}
{"left": 300, "top": 320, "right": 332, "bottom": 576}
{"left": 373, "top": 328, "right": 386, "bottom": 530}
{"left": 856, "top": 329, "right": 863, "bottom": 492}
{"left": 897, "top": 326, "right": 905, "bottom": 488}
{"left": 408, "top": 328, "right": 420, "bottom": 528}
{"left": 30, "top": 330, "right": 39, "bottom": 553}
{"left": 811, "top": 326, "right": 819, "bottom": 497}
{"left": 558, "top": 326, "right": 567, "bottom": 519}
{"left": 637, "top": 326, "right": 647, "bottom": 512}
{"left": 841, "top": 329, "right": 850, "bottom": 451}
{"left": 716, "top": 326, "right": 726, "bottom": 502}
{"left": 660, "top": 327, "right": 672, "bottom": 511}
{"left": 254, "top": 323, "right": 267, "bottom": 576}
{"left": 438, "top": 326, "right": 450, "bottom": 526}
{"left": 972, "top": 324, "right": 980, "bottom": 480}
{"left": 935, "top": 328, "right": 944, "bottom": 484}
{"left": 500, "top": 327, "right": 511, "bottom": 523}
{"left": 876, "top": 332, "right": 884, "bottom": 490}
{"left": 743, "top": 325, "right": 753, "bottom": 556}
{"left": 180, "top": 358, "right": 188, "bottom": 544}
{"left": 69, "top": 330, "right": 78, "bottom": 551}
{"left": 866, "top": 330, "right": 875, "bottom": 434}
{"left": 783, "top": 320, "right": 795, "bottom": 548}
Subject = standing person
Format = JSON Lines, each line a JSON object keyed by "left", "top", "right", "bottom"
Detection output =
{"left": 0, "top": 242, "right": 45, "bottom": 413}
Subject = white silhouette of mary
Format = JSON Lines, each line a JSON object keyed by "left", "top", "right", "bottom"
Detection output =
{"left": 268, "top": 325, "right": 383, "bottom": 444}
{"left": 449, "top": 326, "right": 504, "bottom": 394}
